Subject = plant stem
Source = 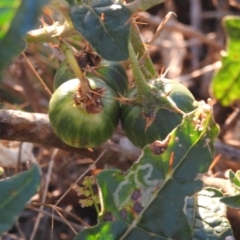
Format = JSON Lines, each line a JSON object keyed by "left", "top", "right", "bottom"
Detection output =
{"left": 25, "top": 22, "right": 77, "bottom": 43}
{"left": 89, "top": 184, "right": 100, "bottom": 214}
{"left": 126, "top": 0, "right": 166, "bottom": 12}
{"left": 60, "top": 42, "right": 90, "bottom": 93}
{"left": 128, "top": 41, "right": 150, "bottom": 97}
{"left": 130, "top": 24, "right": 157, "bottom": 79}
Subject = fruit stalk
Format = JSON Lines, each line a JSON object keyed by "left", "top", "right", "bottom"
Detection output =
{"left": 60, "top": 42, "right": 91, "bottom": 94}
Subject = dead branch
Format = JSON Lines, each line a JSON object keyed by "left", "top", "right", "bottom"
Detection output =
{"left": 138, "top": 12, "right": 224, "bottom": 52}
{"left": 1, "top": 109, "right": 240, "bottom": 164}
{"left": 0, "top": 109, "right": 96, "bottom": 158}
{"left": 173, "top": 61, "right": 221, "bottom": 84}
{"left": 0, "top": 109, "right": 141, "bottom": 162}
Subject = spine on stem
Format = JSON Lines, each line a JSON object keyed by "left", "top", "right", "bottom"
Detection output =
{"left": 129, "top": 24, "right": 158, "bottom": 79}
{"left": 128, "top": 41, "right": 150, "bottom": 98}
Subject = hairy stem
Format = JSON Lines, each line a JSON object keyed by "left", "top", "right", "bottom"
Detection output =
{"left": 25, "top": 22, "right": 77, "bottom": 43}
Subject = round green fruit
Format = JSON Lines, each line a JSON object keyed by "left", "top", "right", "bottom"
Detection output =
{"left": 89, "top": 61, "right": 128, "bottom": 96}
{"left": 120, "top": 78, "right": 196, "bottom": 149}
{"left": 49, "top": 78, "right": 120, "bottom": 148}
{"left": 53, "top": 60, "right": 75, "bottom": 90}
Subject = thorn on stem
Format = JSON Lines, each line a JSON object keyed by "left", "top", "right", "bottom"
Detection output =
{"left": 149, "top": 135, "right": 171, "bottom": 155}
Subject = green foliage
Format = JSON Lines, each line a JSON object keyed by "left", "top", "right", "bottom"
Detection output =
{"left": 76, "top": 176, "right": 100, "bottom": 211}
{"left": 229, "top": 170, "right": 240, "bottom": 191}
{"left": 220, "top": 170, "right": 240, "bottom": 208}
{"left": 74, "top": 103, "right": 231, "bottom": 239}
{"left": 0, "top": 0, "right": 235, "bottom": 239}
{"left": 53, "top": 59, "right": 75, "bottom": 90}
{"left": 212, "top": 16, "right": 240, "bottom": 106}
{"left": 0, "top": 0, "right": 49, "bottom": 77}
{"left": 70, "top": 0, "right": 132, "bottom": 61}
{"left": 90, "top": 61, "right": 129, "bottom": 96}
{"left": 0, "top": 0, "right": 21, "bottom": 38}
{"left": 0, "top": 0, "right": 47, "bottom": 234}
{"left": 0, "top": 164, "right": 41, "bottom": 235}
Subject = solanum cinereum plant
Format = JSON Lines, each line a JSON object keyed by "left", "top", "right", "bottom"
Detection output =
{"left": 49, "top": 24, "right": 196, "bottom": 149}
{"left": 11, "top": 0, "right": 232, "bottom": 239}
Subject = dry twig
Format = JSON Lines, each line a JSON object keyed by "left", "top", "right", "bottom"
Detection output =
{"left": 29, "top": 149, "right": 57, "bottom": 240}
{"left": 1, "top": 110, "right": 240, "bottom": 163}
{"left": 138, "top": 12, "right": 224, "bottom": 52}
{"left": 0, "top": 110, "right": 96, "bottom": 157}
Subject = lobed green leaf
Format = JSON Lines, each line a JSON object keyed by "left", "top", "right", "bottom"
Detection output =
{"left": 220, "top": 170, "right": 240, "bottom": 209}
{"left": 220, "top": 194, "right": 240, "bottom": 209}
{"left": 229, "top": 169, "right": 240, "bottom": 191}
{"left": 74, "top": 102, "right": 232, "bottom": 239}
{"left": 0, "top": 0, "right": 48, "bottom": 78}
{"left": 212, "top": 16, "right": 240, "bottom": 106}
{"left": 0, "top": 164, "right": 41, "bottom": 235}
{"left": 0, "top": 0, "right": 21, "bottom": 39}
